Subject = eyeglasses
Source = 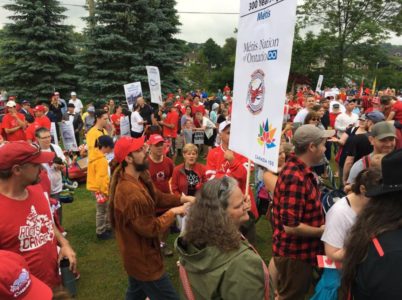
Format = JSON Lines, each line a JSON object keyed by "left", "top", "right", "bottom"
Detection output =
{"left": 38, "top": 135, "right": 51, "bottom": 139}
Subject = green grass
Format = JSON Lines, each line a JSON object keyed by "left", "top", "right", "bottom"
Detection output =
{"left": 63, "top": 185, "right": 273, "bottom": 299}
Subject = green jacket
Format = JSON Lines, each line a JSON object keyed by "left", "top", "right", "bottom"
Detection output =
{"left": 175, "top": 237, "right": 265, "bottom": 300}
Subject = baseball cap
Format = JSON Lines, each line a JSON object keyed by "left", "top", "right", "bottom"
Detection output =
{"left": 332, "top": 103, "right": 340, "bottom": 109}
{"left": 21, "top": 100, "right": 30, "bottom": 105}
{"left": 370, "top": 121, "right": 396, "bottom": 140}
{"left": 219, "top": 121, "right": 231, "bottom": 133}
{"left": 87, "top": 106, "right": 95, "bottom": 113}
{"left": 71, "top": 92, "right": 77, "bottom": 96}
{"left": 33, "top": 105, "right": 46, "bottom": 112}
{"left": 147, "top": 134, "right": 164, "bottom": 145}
{"left": 293, "top": 125, "right": 335, "bottom": 147}
{"left": 0, "top": 142, "right": 55, "bottom": 170}
{"left": 366, "top": 111, "right": 385, "bottom": 123}
{"left": 114, "top": 136, "right": 145, "bottom": 163}
{"left": 0, "top": 250, "right": 52, "bottom": 300}
{"left": 54, "top": 92, "right": 60, "bottom": 96}
{"left": 6, "top": 100, "right": 17, "bottom": 107}
{"left": 67, "top": 103, "right": 75, "bottom": 108}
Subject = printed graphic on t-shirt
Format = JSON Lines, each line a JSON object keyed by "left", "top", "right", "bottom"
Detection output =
{"left": 156, "top": 171, "right": 166, "bottom": 182}
{"left": 18, "top": 205, "right": 54, "bottom": 252}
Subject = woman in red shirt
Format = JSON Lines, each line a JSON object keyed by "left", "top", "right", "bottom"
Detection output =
{"left": 171, "top": 143, "right": 207, "bottom": 196}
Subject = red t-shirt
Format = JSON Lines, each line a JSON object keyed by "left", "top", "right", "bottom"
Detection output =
{"left": 0, "top": 184, "right": 60, "bottom": 287}
{"left": 148, "top": 156, "right": 174, "bottom": 193}
{"left": 163, "top": 111, "right": 179, "bottom": 138}
{"left": 2, "top": 113, "right": 26, "bottom": 141}
{"left": 392, "top": 101, "right": 402, "bottom": 123}
{"left": 329, "top": 112, "right": 341, "bottom": 128}
{"left": 192, "top": 104, "right": 206, "bottom": 116}
{"left": 25, "top": 123, "right": 38, "bottom": 142}
{"left": 111, "top": 113, "right": 122, "bottom": 135}
{"left": 34, "top": 116, "right": 51, "bottom": 130}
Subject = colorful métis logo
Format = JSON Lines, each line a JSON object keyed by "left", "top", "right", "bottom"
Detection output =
{"left": 257, "top": 118, "right": 277, "bottom": 152}
{"left": 246, "top": 69, "right": 265, "bottom": 114}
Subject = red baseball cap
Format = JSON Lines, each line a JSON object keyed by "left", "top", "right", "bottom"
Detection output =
{"left": 147, "top": 134, "right": 164, "bottom": 145}
{"left": 33, "top": 105, "right": 46, "bottom": 112}
{"left": 114, "top": 136, "right": 145, "bottom": 163}
{"left": 0, "top": 250, "right": 52, "bottom": 299}
{"left": 0, "top": 142, "right": 55, "bottom": 170}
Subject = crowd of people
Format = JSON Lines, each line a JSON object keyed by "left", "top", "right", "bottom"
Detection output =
{"left": 0, "top": 84, "right": 402, "bottom": 300}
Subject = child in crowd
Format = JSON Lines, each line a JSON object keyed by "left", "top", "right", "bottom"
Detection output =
{"left": 86, "top": 135, "right": 115, "bottom": 240}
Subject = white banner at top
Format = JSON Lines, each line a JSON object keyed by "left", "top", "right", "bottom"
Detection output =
{"left": 229, "top": 0, "right": 298, "bottom": 172}
{"left": 146, "top": 66, "right": 163, "bottom": 105}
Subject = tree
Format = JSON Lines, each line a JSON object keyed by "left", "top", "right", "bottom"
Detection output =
{"left": 202, "top": 38, "right": 223, "bottom": 70}
{"left": 77, "top": 0, "right": 184, "bottom": 100}
{"left": 299, "top": 0, "right": 402, "bottom": 84}
{"left": 0, "top": 0, "right": 78, "bottom": 99}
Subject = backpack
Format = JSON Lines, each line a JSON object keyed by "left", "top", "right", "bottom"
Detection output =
{"left": 321, "top": 188, "right": 346, "bottom": 215}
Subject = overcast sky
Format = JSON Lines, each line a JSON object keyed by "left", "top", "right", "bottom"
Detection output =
{"left": 0, "top": 0, "right": 400, "bottom": 46}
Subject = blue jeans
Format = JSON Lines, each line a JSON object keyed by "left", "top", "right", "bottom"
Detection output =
{"left": 125, "top": 273, "right": 179, "bottom": 300}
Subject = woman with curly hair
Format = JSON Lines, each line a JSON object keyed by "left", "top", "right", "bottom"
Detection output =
{"left": 342, "top": 149, "right": 402, "bottom": 299}
{"left": 175, "top": 176, "right": 268, "bottom": 300}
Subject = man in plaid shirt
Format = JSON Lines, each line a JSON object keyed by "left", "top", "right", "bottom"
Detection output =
{"left": 272, "top": 125, "right": 334, "bottom": 299}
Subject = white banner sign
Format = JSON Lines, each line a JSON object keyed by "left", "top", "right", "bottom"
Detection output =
{"left": 120, "top": 116, "right": 131, "bottom": 136}
{"left": 124, "top": 82, "right": 143, "bottom": 111}
{"left": 146, "top": 66, "right": 162, "bottom": 104}
{"left": 60, "top": 121, "right": 77, "bottom": 151}
{"left": 316, "top": 75, "right": 324, "bottom": 92}
{"left": 229, "top": 0, "right": 298, "bottom": 172}
{"left": 50, "top": 122, "right": 58, "bottom": 145}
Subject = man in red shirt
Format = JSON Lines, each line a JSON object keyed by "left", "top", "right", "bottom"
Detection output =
{"left": 0, "top": 141, "right": 77, "bottom": 288}
{"left": 2, "top": 100, "right": 27, "bottom": 141}
{"left": 147, "top": 134, "right": 175, "bottom": 256}
{"left": 160, "top": 102, "right": 179, "bottom": 161}
{"left": 382, "top": 95, "right": 402, "bottom": 123}
{"left": 206, "top": 121, "right": 258, "bottom": 243}
{"left": 33, "top": 105, "right": 51, "bottom": 130}
{"left": 272, "top": 125, "right": 333, "bottom": 299}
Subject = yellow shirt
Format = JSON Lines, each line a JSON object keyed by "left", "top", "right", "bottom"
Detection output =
{"left": 86, "top": 126, "right": 107, "bottom": 157}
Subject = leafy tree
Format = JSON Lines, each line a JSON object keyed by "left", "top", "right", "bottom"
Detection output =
{"left": 202, "top": 38, "right": 223, "bottom": 70}
{"left": 0, "top": 0, "right": 77, "bottom": 99}
{"left": 299, "top": 0, "right": 402, "bottom": 84}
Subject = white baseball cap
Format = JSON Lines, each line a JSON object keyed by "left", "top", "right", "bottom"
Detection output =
{"left": 71, "top": 92, "right": 77, "bottom": 96}
{"left": 6, "top": 100, "right": 16, "bottom": 107}
{"left": 219, "top": 121, "right": 231, "bottom": 133}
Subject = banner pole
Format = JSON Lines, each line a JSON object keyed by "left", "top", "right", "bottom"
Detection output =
{"left": 245, "top": 159, "right": 251, "bottom": 195}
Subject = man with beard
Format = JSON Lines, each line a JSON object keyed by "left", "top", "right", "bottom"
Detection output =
{"left": 109, "top": 136, "right": 194, "bottom": 300}
{"left": 0, "top": 141, "right": 77, "bottom": 288}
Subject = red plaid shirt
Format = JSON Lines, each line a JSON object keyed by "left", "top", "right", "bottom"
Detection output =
{"left": 272, "top": 155, "right": 324, "bottom": 265}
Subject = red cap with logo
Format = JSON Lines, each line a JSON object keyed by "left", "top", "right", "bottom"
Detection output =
{"left": 147, "top": 134, "right": 164, "bottom": 145}
{"left": 0, "top": 141, "right": 55, "bottom": 170}
{"left": 114, "top": 136, "right": 145, "bottom": 163}
{"left": 0, "top": 250, "right": 52, "bottom": 299}
{"left": 33, "top": 105, "right": 46, "bottom": 112}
